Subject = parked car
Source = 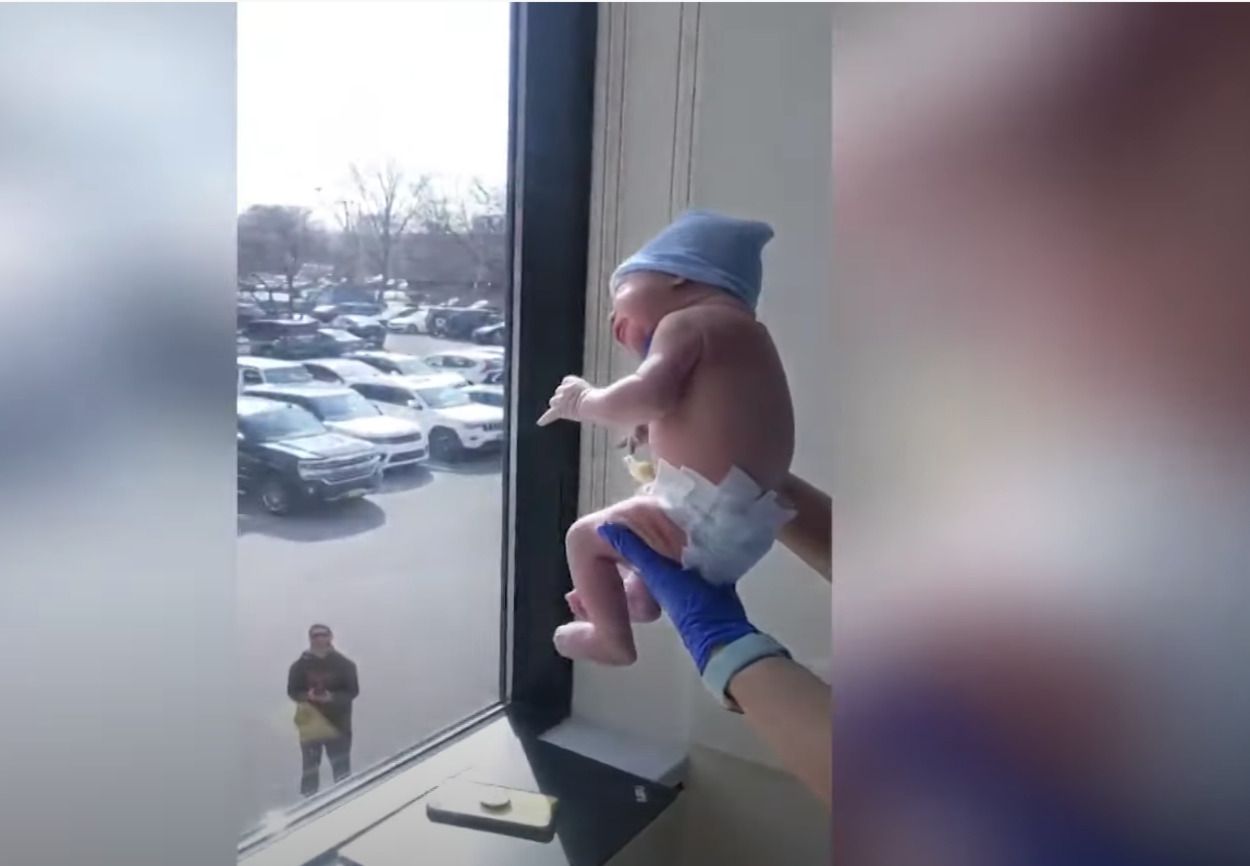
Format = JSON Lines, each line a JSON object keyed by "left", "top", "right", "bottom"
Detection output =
{"left": 246, "top": 384, "right": 428, "bottom": 471}
{"left": 318, "top": 328, "right": 366, "bottom": 354}
{"left": 243, "top": 317, "right": 339, "bottom": 360}
{"left": 302, "top": 357, "right": 391, "bottom": 385}
{"left": 339, "top": 301, "right": 385, "bottom": 317}
{"left": 345, "top": 350, "right": 467, "bottom": 387}
{"left": 310, "top": 304, "right": 341, "bottom": 323}
{"left": 387, "top": 307, "right": 431, "bottom": 334}
{"left": 311, "top": 301, "right": 385, "bottom": 322}
{"left": 421, "top": 349, "right": 506, "bottom": 384}
{"left": 237, "top": 395, "right": 383, "bottom": 515}
{"left": 463, "top": 384, "right": 505, "bottom": 408}
{"left": 236, "top": 333, "right": 253, "bottom": 356}
{"left": 481, "top": 368, "right": 505, "bottom": 386}
{"left": 238, "top": 356, "right": 321, "bottom": 388}
{"left": 351, "top": 379, "right": 505, "bottom": 461}
{"left": 237, "top": 301, "right": 266, "bottom": 328}
{"left": 330, "top": 315, "right": 387, "bottom": 348}
{"left": 380, "top": 304, "right": 419, "bottom": 323}
{"left": 471, "top": 322, "right": 506, "bottom": 346}
{"left": 429, "top": 307, "right": 502, "bottom": 340}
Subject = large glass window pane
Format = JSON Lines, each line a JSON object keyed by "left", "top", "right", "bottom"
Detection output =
{"left": 236, "top": 1, "right": 510, "bottom": 835}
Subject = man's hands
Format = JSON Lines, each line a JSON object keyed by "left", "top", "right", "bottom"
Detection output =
{"left": 537, "top": 375, "right": 594, "bottom": 426}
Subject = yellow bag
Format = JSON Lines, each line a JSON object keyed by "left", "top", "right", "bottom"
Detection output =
{"left": 293, "top": 701, "right": 340, "bottom": 743}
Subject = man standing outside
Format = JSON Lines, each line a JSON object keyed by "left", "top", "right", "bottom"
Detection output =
{"left": 287, "top": 624, "right": 359, "bottom": 797}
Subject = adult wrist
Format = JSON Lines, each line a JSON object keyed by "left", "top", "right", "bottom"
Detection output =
{"left": 701, "top": 632, "right": 790, "bottom": 713}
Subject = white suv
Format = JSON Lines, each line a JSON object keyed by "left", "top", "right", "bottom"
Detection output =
{"left": 238, "top": 356, "right": 320, "bottom": 389}
{"left": 351, "top": 378, "right": 504, "bottom": 461}
{"left": 421, "top": 349, "right": 505, "bottom": 385}
{"left": 387, "top": 308, "right": 430, "bottom": 334}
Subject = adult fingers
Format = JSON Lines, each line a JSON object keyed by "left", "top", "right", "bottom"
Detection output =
{"left": 613, "top": 504, "right": 684, "bottom": 562}
{"left": 537, "top": 407, "right": 561, "bottom": 426}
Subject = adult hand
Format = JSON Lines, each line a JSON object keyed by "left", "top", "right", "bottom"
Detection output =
{"left": 598, "top": 524, "right": 756, "bottom": 672}
{"left": 601, "top": 497, "right": 685, "bottom": 562}
{"left": 537, "top": 375, "right": 593, "bottom": 426}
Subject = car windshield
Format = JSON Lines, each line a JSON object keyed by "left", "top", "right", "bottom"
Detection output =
{"left": 241, "top": 405, "right": 325, "bottom": 441}
{"left": 391, "top": 357, "right": 437, "bottom": 376}
{"left": 471, "top": 390, "right": 503, "bottom": 407}
{"left": 323, "top": 360, "right": 380, "bottom": 379}
{"left": 264, "top": 366, "right": 314, "bottom": 385}
{"left": 308, "top": 391, "right": 381, "bottom": 421}
{"left": 418, "top": 387, "right": 472, "bottom": 409}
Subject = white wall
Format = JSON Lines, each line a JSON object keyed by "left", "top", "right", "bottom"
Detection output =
{"left": 574, "top": 4, "right": 831, "bottom": 848}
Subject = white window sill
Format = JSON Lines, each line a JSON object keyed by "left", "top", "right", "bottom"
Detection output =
{"left": 240, "top": 709, "right": 679, "bottom": 866}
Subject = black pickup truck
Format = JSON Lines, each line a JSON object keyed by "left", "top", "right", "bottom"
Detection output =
{"left": 237, "top": 395, "right": 383, "bottom": 515}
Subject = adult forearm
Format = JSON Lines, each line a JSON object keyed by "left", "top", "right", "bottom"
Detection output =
{"left": 777, "top": 473, "right": 832, "bottom": 581}
{"left": 727, "top": 655, "right": 832, "bottom": 808}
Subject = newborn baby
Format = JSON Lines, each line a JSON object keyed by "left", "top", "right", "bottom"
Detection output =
{"left": 538, "top": 211, "right": 796, "bottom": 665}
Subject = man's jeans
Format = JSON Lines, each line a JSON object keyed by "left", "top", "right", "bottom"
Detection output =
{"left": 299, "top": 734, "right": 352, "bottom": 797}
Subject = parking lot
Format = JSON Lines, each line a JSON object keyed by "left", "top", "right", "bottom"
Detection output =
{"left": 237, "top": 333, "right": 506, "bottom": 832}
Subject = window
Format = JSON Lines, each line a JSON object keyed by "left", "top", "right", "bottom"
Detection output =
{"left": 238, "top": 2, "right": 594, "bottom": 855}
{"left": 418, "top": 386, "right": 472, "bottom": 409}
{"left": 305, "top": 365, "right": 338, "bottom": 383}
{"left": 302, "top": 391, "right": 380, "bottom": 422}
{"left": 268, "top": 366, "right": 314, "bottom": 385}
{"left": 353, "top": 383, "right": 406, "bottom": 406}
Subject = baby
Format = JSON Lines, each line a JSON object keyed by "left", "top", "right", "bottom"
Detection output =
{"left": 538, "top": 211, "right": 796, "bottom": 665}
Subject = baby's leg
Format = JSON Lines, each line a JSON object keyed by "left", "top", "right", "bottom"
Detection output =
{"left": 564, "top": 496, "right": 663, "bottom": 625}
{"left": 556, "top": 506, "right": 638, "bottom": 665}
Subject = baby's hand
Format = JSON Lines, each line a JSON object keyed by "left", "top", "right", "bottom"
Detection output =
{"left": 537, "top": 375, "right": 593, "bottom": 426}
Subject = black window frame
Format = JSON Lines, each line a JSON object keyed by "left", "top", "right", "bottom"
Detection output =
{"left": 504, "top": 1, "right": 595, "bottom": 731}
{"left": 236, "top": 4, "right": 595, "bottom": 854}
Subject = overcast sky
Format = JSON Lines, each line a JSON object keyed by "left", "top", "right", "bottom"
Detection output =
{"left": 237, "top": 1, "right": 510, "bottom": 219}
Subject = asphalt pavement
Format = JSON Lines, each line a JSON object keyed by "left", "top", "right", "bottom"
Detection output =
{"left": 236, "top": 332, "right": 507, "bottom": 833}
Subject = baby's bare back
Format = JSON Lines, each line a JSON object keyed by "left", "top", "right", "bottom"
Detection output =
{"left": 649, "top": 306, "right": 794, "bottom": 491}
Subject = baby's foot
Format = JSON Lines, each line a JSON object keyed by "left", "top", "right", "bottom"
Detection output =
{"left": 623, "top": 574, "right": 662, "bottom": 623}
{"left": 564, "top": 589, "right": 589, "bottom": 621}
{"left": 553, "top": 622, "right": 637, "bottom": 666}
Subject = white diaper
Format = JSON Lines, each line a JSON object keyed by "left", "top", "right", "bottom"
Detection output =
{"left": 645, "top": 460, "right": 796, "bottom": 586}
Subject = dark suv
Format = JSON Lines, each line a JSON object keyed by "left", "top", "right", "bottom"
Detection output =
{"left": 237, "top": 395, "right": 383, "bottom": 515}
{"left": 427, "top": 306, "right": 501, "bottom": 339}
{"left": 244, "top": 318, "right": 340, "bottom": 360}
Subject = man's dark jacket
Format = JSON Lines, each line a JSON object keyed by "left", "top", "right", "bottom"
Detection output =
{"left": 287, "top": 649, "right": 359, "bottom": 735}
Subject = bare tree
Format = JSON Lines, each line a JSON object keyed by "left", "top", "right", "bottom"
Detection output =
{"left": 350, "top": 162, "right": 435, "bottom": 299}
{"left": 237, "top": 204, "right": 316, "bottom": 316}
{"left": 443, "top": 178, "right": 507, "bottom": 291}
{"left": 332, "top": 198, "right": 363, "bottom": 282}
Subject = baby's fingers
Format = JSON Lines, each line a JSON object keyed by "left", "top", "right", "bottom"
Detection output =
{"left": 537, "top": 406, "right": 562, "bottom": 426}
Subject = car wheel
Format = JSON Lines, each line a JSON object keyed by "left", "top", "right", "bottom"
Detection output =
{"left": 431, "top": 316, "right": 449, "bottom": 336}
{"left": 429, "top": 428, "right": 461, "bottom": 462}
{"left": 405, "top": 323, "right": 419, "bottom": 334}
{"left": 258, "top": 477, "right": 294, "bottom": 515}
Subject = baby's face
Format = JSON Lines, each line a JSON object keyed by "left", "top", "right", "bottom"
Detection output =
{"left": 610, "top": 271, "right": 679, "bottom": 356}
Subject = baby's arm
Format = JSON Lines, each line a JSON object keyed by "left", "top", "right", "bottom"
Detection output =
{"left": 538, "top": 313, "right": 702, "bottom": 429}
